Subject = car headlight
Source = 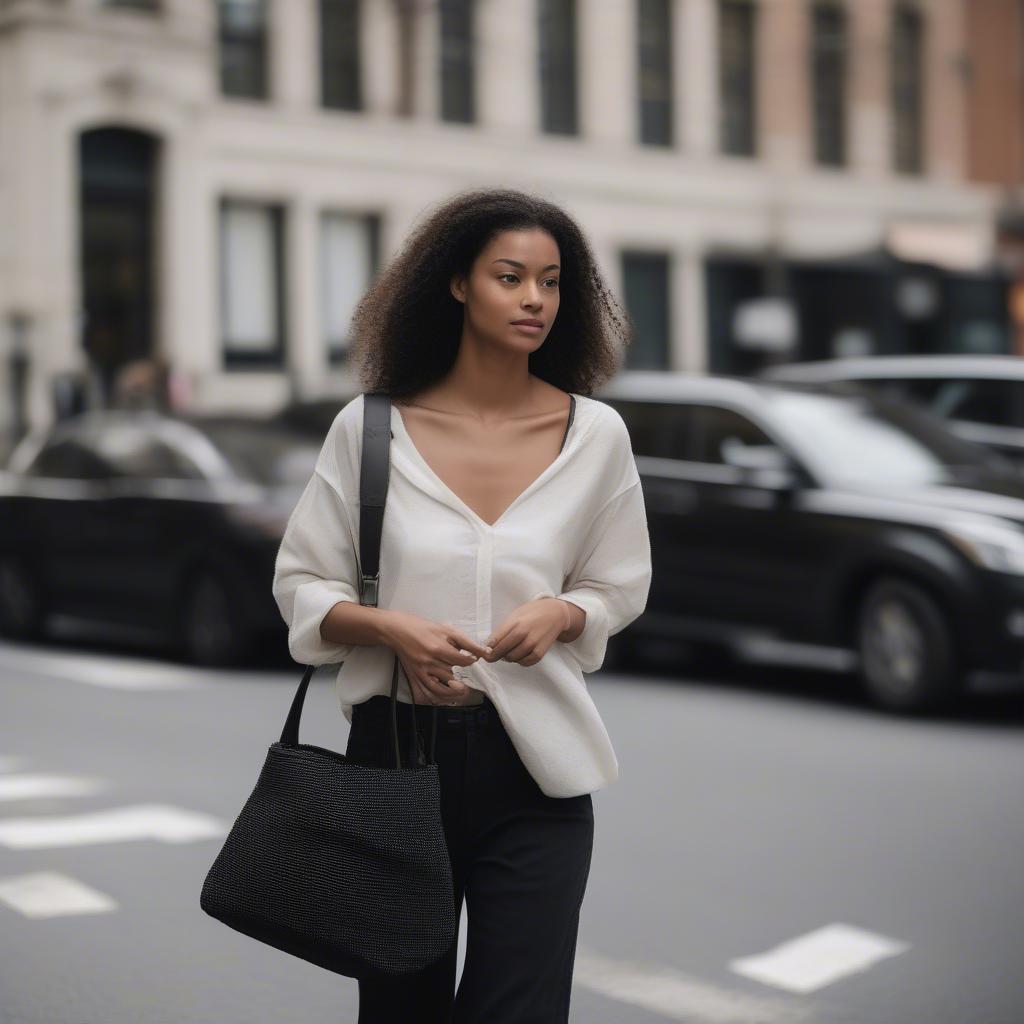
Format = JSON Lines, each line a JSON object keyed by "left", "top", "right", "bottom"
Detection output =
{"left": 939, "top": 517, "right": 1024, "bottom": 574}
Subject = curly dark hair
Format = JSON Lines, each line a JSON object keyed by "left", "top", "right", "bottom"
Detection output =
{"left": 348, "top": 187, "right": 634, "bottom": 399}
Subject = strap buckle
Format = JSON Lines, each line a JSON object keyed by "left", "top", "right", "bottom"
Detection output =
{"left": 360, "top": 573, "right": 380, "bottom": 607}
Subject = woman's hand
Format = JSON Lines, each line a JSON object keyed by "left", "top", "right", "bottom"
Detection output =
{"left": 482, "top": 598, "right": 573, "bottom": 668}
{"left": 381, "top": 611, "right": 492, "bottom": 705}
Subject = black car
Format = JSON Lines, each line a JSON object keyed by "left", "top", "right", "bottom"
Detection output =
{"left": 760, "top": 354, "right": 1024, "bottom": 469}
{"left": 598, "top": 370, "right": 1024, "bottom": 714}
{"left": 0, "top": 408, "right": 323, "bottom": 665}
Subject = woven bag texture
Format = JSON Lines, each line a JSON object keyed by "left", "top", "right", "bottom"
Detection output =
{"left": 200, "top": 739, "right": 457, "bottom": 979}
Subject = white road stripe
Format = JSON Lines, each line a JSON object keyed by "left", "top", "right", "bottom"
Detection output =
{"left": 573, "top": 945, "right": 812, "bottom": 1024}
{"left": 729, "top": 923, "right": 911, "bottom": 994}
{"left": 0, "top": 871, "right": 117, "bottom": 918}
{"left": 0, "top": 774, "right": 106, "bottom": 802}
{"left": 0, "top": 644, "right": 203, "bottom": 690}
{"left": 0, "top": 804, "right": 226, "bottom": 849}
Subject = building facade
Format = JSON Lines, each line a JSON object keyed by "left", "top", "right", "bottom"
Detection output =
{"left": 0, "top": 0, "right": 1009, "bottom": 445}
{"left": 962, "top": 0, "right": 1024, "bottom": 355}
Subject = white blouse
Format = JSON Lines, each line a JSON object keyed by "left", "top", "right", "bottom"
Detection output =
{"left": 271, "top": 391, "right": 653, "bottom": 798}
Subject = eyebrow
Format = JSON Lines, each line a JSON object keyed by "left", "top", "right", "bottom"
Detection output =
{"left": 492, "top": 259, "right": 561, "bottom": 272}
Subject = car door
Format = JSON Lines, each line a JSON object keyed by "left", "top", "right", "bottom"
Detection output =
{"left": 603, "top": 399, "right": 692, "bottom": 629}
{"left": 88, "top": 420, "right": 211, "bottom": 631}
{"left": 20, "top": 436, "right": 121, "bottom": 619}
{"left": 651, "top": 401, "right": 825, "bottom": 635}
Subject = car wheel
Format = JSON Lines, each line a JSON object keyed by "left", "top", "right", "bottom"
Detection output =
{"left": 179, "top": 569, "right": 247, "bottom": 667}
{"left": 856, "top": 576, "right": 960, "bottom": 714}
{"left": 0, "top": 556, "right": 45, "bottom": 639}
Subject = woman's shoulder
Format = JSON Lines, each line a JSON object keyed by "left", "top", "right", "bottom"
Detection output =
{"left": 575, "top": 393, "right": 629, "bottom": 442}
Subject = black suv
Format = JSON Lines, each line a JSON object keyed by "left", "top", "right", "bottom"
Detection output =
{"left": 598, "top": 370, "right": 1024, "bottom": 714}
{"left": 761, "top": 354, "right": 1024, "bottom": 469}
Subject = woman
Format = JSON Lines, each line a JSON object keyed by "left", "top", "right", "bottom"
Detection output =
{"left": 272, "top": 187, "right": 652, "bottom": 1023}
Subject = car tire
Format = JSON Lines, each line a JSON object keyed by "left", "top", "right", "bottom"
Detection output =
{"left": 179, "top": 568, "right": 248, "bottom": 667}
{"left": 0, "top": 555, "right": 46, "bottom": 640}
{"left": 856, "top": 576, "right": 961, "bottom": 714}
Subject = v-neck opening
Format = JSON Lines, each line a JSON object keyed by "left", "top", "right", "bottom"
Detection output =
{"left": 390, "top": 394, "right": 585, "bottom": 532}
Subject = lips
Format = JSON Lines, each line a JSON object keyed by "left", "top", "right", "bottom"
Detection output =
{"left": 511, "top": 319, "right": 544, "bottom": 327}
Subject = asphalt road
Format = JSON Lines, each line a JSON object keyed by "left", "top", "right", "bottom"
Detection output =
{"left": 1, "top": 634, "right": 1022, "bottom": 1024}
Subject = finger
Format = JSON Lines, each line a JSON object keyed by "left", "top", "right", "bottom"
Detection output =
{"left": 407, "top": 666, "right": 453, "bottom": 705}
{"left": 503, "top": 637, "right": 536, "bottom": 664}
{"left": 446, "top": 631, "right": 491, "bottom": 661}
{"left": 407, "top": 675, "right": 436, "bottom": 705}
{"left": 487, "top": 628, "right": 524, "bottom": 663}
{"left": 439, "top": 641, "right": 484, "bottom": 667}
{"left": 422, "top": 671, "right": 467, "bottom": 703}
{"left": 428, "top": 663, "right": 469, "bottom": 695}
{"left": 483, "top": 623, "right": 510, "bottom": 661}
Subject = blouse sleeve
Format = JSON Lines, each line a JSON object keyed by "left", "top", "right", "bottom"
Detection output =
{"left": 271, "top": 405, "right": 362, "bottom": 666}
{"left": 539, "top": 479, "right": 652, "bottom": 673}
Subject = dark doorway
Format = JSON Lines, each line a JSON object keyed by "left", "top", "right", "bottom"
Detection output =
{"left": 78, "top": 127, "right": 159, "bottom": 402}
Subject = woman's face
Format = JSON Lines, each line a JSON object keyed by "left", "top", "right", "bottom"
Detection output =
{"left": 450, "top": 228, "right": 561, "bottom": 352}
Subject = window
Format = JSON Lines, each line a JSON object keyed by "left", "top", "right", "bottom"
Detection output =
{"left": 218, "top": 0, "right": 269, "bottom": 100}
{"left": 320, "top": 211, "right": 379, "bottom": 364}
{"left": 90, "top": 425, "right": 202, "bottom": 480}
{"left": 850, "top": 376, "right": 938, "bottom": 405}
{"left": 321, "top": 0, "right": 362, "bottom": 110}
{"left": 219, "top": 199, "right": 286, "bottom": 366}
{"left": 718, "top": 0, "right": 757, "bottom": 156}
{"left": 622, "top": 251, "right": 671, "bottom": 370}
{"left": 891, "top": 3, "right": 924, "bottom": 174}
{"left": 103, "top": 0, "right": 161, "bottom": 10}
{"left": 638, "top": 0, "right": 674, "bottom": 146}
{"left": 689, "top": 405, "right": 775, "bottom": 464}
{"left": 27, "top": 439, "right": 116, "bottom": 481}
{"left": 811, "top": 3, "right": 847, "bottom": 166}
{"left": 440, "top": 0, "right": 475, "bottom": 123}
{"left": 604, "top": 399, "right": 675, "bottom": 459}
{"left": 538, "top": 0, "right": 578, "bottom": 135}
{"left": 921, "top": 379, "right": 1017, "bottom": 428}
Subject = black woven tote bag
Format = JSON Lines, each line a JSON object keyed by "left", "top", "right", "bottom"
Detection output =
{"left": 199, "top": 392, "right": 457, "bottom": 980}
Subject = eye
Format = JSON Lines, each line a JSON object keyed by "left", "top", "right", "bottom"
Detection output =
{"left": 498, "top": 273, "right": 560, "bottom": 288}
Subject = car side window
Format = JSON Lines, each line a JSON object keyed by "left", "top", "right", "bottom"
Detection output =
{"left": 928, "top": 379, "right": 1015, "bottom": 428}
{"left": 689, "top": 405, "right": 776, "bottom": 465}
{"left": 91, "top": 424, "right": 202, "bottom": 480}
{"left": 603, "top": 399, "right": 673, "bottom": 458}
{"left": 27, "top": 439, "right": 116, "bottom": 480}
{"left": 864, "top": 377, "right": 939, "bottom": 404}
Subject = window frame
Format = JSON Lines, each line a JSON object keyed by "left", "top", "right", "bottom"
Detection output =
{"left": 218, "top": 196, "right": 288, "bottom": 370}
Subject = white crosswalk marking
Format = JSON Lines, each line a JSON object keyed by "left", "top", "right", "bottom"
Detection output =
{"left": 0, "top": 871, "right": 118, "bottom": 918}
{"left": 0, "top": 804, "right": 227, "bottom": 849}
{"left": 729, "top": 923, "right": 911, "bottom": 994}
{"left": 572, "top": 945, "right": 810, "bottom": 1023}
{"left": 0, "top": 775, "right": 106, "bottom": 802}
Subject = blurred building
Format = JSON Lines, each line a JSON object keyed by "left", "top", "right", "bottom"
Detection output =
{"left": 0, "top": 0, "right": 1014, "bottom": 448}
{"left": 963, "top": 0, "right": 1024, "bottom": 356}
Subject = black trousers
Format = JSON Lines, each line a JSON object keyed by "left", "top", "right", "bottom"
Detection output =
{"left": 344, "top": 693, "right": 595, "bottom": 1024}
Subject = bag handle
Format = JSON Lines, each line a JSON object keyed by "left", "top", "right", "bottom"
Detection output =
{"left": 280, "top": 393, "right": 435, "bottom": 770}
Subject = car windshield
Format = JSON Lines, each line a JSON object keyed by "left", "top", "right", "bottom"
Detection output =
{"left": 187, "top": 418, "right": 319, "bottom": 487}
{"left": 764, "top": 388, "right": 1012, "bottom": 487}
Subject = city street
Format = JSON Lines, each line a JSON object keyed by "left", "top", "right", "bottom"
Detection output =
{"left": 1, "top": 635, "right": 1021, "bottom": 1023}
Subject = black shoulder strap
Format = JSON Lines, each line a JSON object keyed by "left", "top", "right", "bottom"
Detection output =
{"left": 280, "top": 392, "right": 395, "bottom": 748}
{"left": 559, "top": 394, "right": 576, "bottom": 452}
{"left": 357, "top": 392, "right": 392, "bottom": 608}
